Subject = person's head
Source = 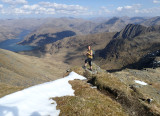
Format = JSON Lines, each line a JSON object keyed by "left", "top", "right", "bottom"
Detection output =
{"left": 88, "top": 45, "right": 91, "bottom": 50}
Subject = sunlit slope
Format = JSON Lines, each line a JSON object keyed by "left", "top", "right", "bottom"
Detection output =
{"left": 0, "top": 49, "right": 68, "bottom": 97}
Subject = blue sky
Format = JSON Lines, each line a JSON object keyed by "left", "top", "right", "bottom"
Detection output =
{"left": 0, "top": 0, "right": 159, "bottom": 18}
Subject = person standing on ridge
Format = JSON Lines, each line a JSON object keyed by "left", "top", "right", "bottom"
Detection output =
{"left": 84, "top": 45, "right": 93, "bottom": 71}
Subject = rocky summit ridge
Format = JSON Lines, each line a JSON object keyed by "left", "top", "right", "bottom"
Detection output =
{"left": 99, "top": 24, "right": 160, "bottom": 70}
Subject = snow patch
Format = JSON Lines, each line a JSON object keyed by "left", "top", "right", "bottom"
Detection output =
{"left": 91, "top": 86, "right": 97, "bottom": 89}
{"left": 0, "top": 71, "right": 86, "bottom": 116}
{"left": 134, "top": 80, "right": 148, "bottom": 85}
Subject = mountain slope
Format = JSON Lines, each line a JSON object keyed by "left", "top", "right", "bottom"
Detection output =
{"left": 91, "top": 17, "right": 126, "bottom": 33}
{"left": 142, "top": 16, "right": 160, "bottom": 26}
{"left": 18, "top": 17, "right": 127, "bottom": 46}
{"left": 19, "top": 30, "right": 76, "bottom": 46}
{"left": 98, "top": 24, "right": 160, "bottom": 70}
{"left": 19, "top": 18, "right": 97, "bottom": 46}
{"left": 1, "top": 16, "right": 158, "bottom": 44}
{"left": 40, "top": 32, "right": 115, "bottom": 66}
{"left": 0, "top": 19, "right": 46, "bottom": 42}
{"left": 0, "top": 49, "right": 69, "bottom": 97}
{"left": 18, "top": 16, "right": 159, "bottom": 47}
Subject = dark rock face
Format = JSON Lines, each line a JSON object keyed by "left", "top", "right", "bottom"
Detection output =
{"left": 153, "top": 56, "right": 160, "bottom": 68}
{"left": 113, "top": 24, "right": 160, "bottom": 40}
{"left": 127, "top": 50, "right": 160, "bottom": 69}
{"left": 99, "top": 24, "right": 160, "bottom": 70}
{"left": 113, "top": 24, "right": 147, "bottom": 39}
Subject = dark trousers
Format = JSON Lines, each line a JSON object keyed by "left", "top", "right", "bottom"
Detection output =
{"left": 85, "top": 58, "right": 92, "bottom": 67}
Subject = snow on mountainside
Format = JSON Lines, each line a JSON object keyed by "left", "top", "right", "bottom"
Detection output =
{"left": 0, "top": 72, "right": 86, "bottom": 116}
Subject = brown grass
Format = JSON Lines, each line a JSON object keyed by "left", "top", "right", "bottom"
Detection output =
{"left": 94, "top": 72, "right": 128, "bottom": 92}
{"left": 94, "top": 72, "right": 160, "bottom": 115}
{"left": 0, "top": 83, "right": 24, "bottom": 98}
{"left": 53, "top": 80, "right": 128, "bottom": 116}
{"left": 69, "top": 68, "right": 160, "bottom": 115}
{"left": 0, "top": 49, "right": 69, "bottom": 97}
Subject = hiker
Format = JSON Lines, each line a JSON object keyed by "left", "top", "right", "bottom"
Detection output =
{"left": 84, "top": 45, "right": 93, "bottom": 71}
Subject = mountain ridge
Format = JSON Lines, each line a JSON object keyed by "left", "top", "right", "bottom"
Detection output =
{"left": 98, "top": 24, "right": 160, "bottom": 70}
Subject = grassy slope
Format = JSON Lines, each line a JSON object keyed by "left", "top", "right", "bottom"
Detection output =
{"left": 0, "top": 83, "right": 24, "bottom": 98}
{"left": 54, "top": 80, "right": 128, "bottom": 116}
{"left": 0, "top": 49, "right": 69, "bottom": 97}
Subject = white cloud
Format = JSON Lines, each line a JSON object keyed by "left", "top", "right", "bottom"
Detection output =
{"left": 117, "top": 4, "right": 141, "bottom": 12}
{"left": 101, "top": 6, "right": 110, "bottom": 13}
{"left": 117, "top": 7, "right": 123, "bottom": 11}
{"left": 38, "top": 2, "right": 88, "bottom": 15}
{"left": 0, "top": 0, "right": 27, "bottom": 4}
{"left": 13, "top": 4, "right": 55, "bottom": 15}
{"left": 23, "top": 5, "right": 39, "bottom": 10}
{"left": 115, "top": 4, "right": 142, "bottom": 16}
{"left": 14, "top": 8, "right": 30, "bottom": 14}
{"left": 153, "top": 0, "right": 160, "bottom": 3}
{"left": 0, "top": 1, "right": 159, "bottom": 18}
{"left": 98, "top": 6, "right": 111, "bottom": 16}
{"left": 0, "top": 2, "right": 89, "bottom": 16}
{"left": 117, "top": 5, "right": 135, "bottom": 11}
{"left": 0, "top": 4, "right": 3, "bottom": 8}
{"left": 115, "top": 3, "right": 160, "bottom": 17}
{"left": 124, "top": 5, "right": 132, "bottom": 9}
{"left": 135, "top": 7, "right": 160, "bottom": 15}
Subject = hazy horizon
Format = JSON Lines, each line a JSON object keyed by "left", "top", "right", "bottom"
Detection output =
{"left": 0, "top": 16, "right": 158, "bottom": 20}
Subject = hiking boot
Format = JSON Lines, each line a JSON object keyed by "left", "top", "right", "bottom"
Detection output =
{"left": 83, "top": 66, "right": 86, "bottom": 70}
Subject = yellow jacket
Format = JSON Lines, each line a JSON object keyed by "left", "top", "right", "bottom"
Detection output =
{"left": 87, "top": 50, "right": 93, "bottom": 59}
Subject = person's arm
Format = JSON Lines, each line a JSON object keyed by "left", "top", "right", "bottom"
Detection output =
{"left": 87, "top": 50, "right": 92, "bottom": 56}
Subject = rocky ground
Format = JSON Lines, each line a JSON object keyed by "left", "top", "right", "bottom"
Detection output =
{"left": 112, "top": 68, "right": 160, "bottom": 115}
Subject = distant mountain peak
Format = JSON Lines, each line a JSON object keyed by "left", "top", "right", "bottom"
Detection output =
{"left": 104, "top": 17, "right": 121, "bottom": 25}
{"left": 91, "top": 17, "right": 126, "bottom": 33}
{"left": 142, "top": 16, "right": 160, "bottom": 26}
{"left": 113, "top": 24, "right": 147, "bottom": 39}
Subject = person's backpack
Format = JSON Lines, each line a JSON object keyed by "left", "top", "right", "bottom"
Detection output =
{"left": 92, "top": 49, "right": 95, "bottom": 58}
